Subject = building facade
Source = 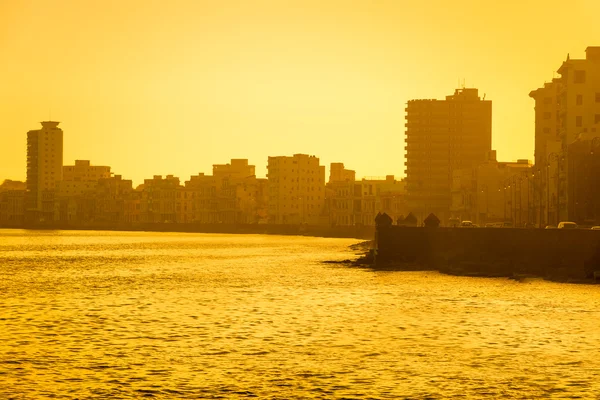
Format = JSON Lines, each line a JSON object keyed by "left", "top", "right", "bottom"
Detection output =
{"left": 0, "top": 181, "right": 26, "bottom": 225}
{"left": 139, "top": 175, "right": 181, "bottom": 223}
{"left": 326, "top": 163, "right": 357, "bottom": 226}
{"left": 405, "top": 88, "right": 492, "bottom": 225}
{"left": 57, "top": 160, "right": 112, "bottom": 197}
{"left": 26, "top": 121, "right": 63, "bottom": 220}
{"left": 267, "top": 154, "right": 325, "bottom": 224}
{"left": 567, "top": 135, "right": 600, "bottom": 225}
{"left": 530, "top": 47, "right": 600, "bottom": 222}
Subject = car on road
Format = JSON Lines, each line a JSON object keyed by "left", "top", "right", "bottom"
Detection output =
{"left": 557, "top": 221, "right": 578, "bottom": 229}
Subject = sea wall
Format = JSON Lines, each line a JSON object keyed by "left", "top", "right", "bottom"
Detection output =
{"left": 0, "top": 222, "right": 375, "bottom": 240}
{"left": 376, "top": 226, "right": 600, "bottom": 281}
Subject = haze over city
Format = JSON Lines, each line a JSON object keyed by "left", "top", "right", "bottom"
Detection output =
{"left": 2, "top": 0, "right": 598, "bottom": 184}
{"left": 3, "top": 1, "right": 600, "bottom": 399}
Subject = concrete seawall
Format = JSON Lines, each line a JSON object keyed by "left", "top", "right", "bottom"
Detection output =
{"left": 376, "top": 226, "right": 600, "bottom": 281}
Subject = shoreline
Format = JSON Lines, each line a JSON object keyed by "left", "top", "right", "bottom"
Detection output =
{"left": 330, "top": 243, "right": 599, "bottom": 285}
{"left": 0, "top": 222, "right": 375, "bottom": 241}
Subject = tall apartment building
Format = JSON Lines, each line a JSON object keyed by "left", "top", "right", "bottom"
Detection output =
{"left": 405, "top": 88, "right": 492, "bottom": 224}
{"left": 529, "top": 80, "right": 562, "bottom": 225}
{"left": 529, "top": 79, "right": 562, "bottom": 167}
{"left": 530, "top": 47, "right": 600, "bottom": 222}
{"left": 26, "top": 121, "right": 64, "bottom": 218}
{"left": 267, "top": 154, "right": 325, "bottom": 224}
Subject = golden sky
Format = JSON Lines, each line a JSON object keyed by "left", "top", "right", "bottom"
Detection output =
{"left": 1, "top": 0, "right": 598, "bottom": 184}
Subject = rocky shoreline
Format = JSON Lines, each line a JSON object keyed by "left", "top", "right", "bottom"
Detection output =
{"left": 325, "top": 241, "right": 599, "bottom": 285}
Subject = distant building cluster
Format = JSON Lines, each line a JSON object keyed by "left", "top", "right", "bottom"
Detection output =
{"left": 2, "top": 46, "right": 599, "bottom": 228}
{"left": 1, "top": 130, "right": 406, "bottom": 226}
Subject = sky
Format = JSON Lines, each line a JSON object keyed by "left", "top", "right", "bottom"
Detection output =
{"left": 1, "top": 0, "right": 598, "bottom": 185}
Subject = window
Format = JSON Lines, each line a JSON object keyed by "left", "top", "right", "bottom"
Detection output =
{"left": 543, "top": 112, "right": 551, "bottom": 120}
{"left": 543, "top": 97, "right": 552, "bottom": 104}
{"left": 596, "top": 114, "right": 600, "bottom": 124}
{"left": 574, "top": 70, "right": 586, "bottom": 84}
{"left": 576, "top": 116, "right": 583, "bottom": 127}
{"left": 576, "top": 94, "right": 583, "bottom": 106}
{"left": 543, "top": 127, "right": 550, "bottom": 134}
{"left": 596, "top": 93, "right": 600, "bottom": 103}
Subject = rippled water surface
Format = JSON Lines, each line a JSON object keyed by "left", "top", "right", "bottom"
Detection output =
{"left": 1, "top": 229, "right": 600, "bottom": 399}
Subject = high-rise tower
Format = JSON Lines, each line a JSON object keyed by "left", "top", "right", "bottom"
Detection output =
{"left": 405, "top": 88, "right": 492, "bottom": 223}
{"left": 26, "top": 121, "right": 63, "bottom": 217}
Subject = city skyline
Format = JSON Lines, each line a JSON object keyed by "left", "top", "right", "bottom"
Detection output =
{"left": 2, "top": 0, "right": 599, "bottom": 184}
{"left": 3, "top": 3, "right": 600, "bottom": 399}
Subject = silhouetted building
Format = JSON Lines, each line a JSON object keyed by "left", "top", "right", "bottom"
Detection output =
{"left": 0, "top": 181, "right": 26, "bottom": 225}
{"left": 405, "top": 88, "right": 492, "bottom": 225}
{"left": 179, "top": 160, "right": 264, "bottom": 224}
{"left": 326, "top": 163, "right": 357, "bottom": 226}
{"left": 329, "top": 163, "right": 356, "bottom": 183}
{"left": 567, "top": 135, "right": 600, "bottom": 225}
{"left": 57, "top": 160, "right": 112, "bottom": 197}
{"left": 26, "top": 121, "right": 63, "bottom": 221}
{"left": 451, "top": 152, "right": 533, "bottom": 227}
{"left": 95, "top": 175, "right": 134, "bottom": 223}
{"left": 139, "top": 175, "right": 181, "bottom": 223}
{"left": 212, "top": 159, "right": 258, "bottom": 223}
{"left": 531, "top": 47, "right": 600, "bottom": 222}
{"left": 184, "top": 173, "right": 218, "bottom": 223}
{"left": 450, "top": 167, "right": 476, "bottom": 222}
{"left": 358, "top": 176, "right": 406, "bottom": 226}
{"left": 325, "top": 168, "right": 407, "bottom": 227}
{"left": 267, "top": 154, "right": 325, "bottom": 224}
{"left": 529, "top": 79, "right": 561, "bottom": 167}
{"left": 0, "top": 180, "right": 26, "bottom": 192}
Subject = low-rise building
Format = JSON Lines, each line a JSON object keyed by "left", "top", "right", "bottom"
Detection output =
{"left": 326, "top": 163, "right": 357, "bottom": 226}
{"left": 0, "top": 189, "right": 26, "bottom": 225}
{"left": 450, "top": 152, "right": 533, "bottom": 226}
{"left": 139, "top": 175, "right": 181, "bottom": 223}
{"left": 267, "top": 154, "right": 326, "bottom": 224}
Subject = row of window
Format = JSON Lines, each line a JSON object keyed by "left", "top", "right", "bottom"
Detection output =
{"left": 544, "top": 92, "right": 600, "bottom": 106}
{"left": 575, "top": 115, "right": 600, "bottom": 127}
{"left": 275, "top": 196, "right": 322, "bottom": 201}
{"left": 543, "top": 113, "right": 600, "bottom": 127}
